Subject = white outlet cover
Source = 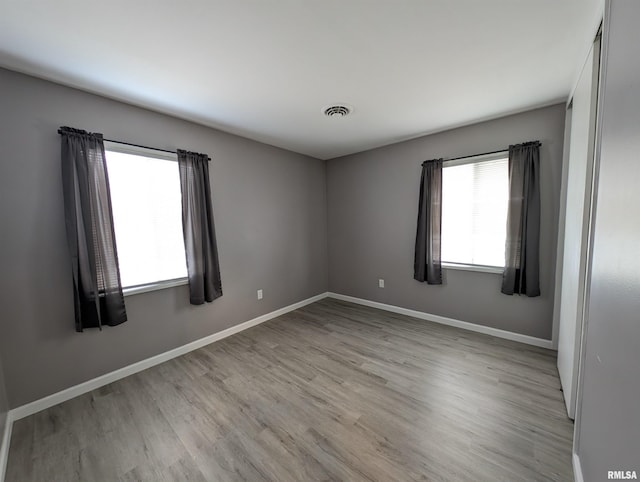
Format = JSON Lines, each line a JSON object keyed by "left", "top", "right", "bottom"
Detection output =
{"left": 378, "top": 279, "right": 385, "bottom": 288}
{"left": 257, "top": 289, "right": 263, "bottom": 300}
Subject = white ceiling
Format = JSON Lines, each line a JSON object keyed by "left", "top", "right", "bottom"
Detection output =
{"left": 0, "top": 1, "right": 601, "bottom": 159}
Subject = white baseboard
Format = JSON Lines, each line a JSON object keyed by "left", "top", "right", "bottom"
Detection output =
{"left": 0, "top": 412, "right": 13, "bottom": 482}
{"left": 327, "top": 292, "right": 554, "bottom": 349}
{"left": 573, "top": 453, "right": 585, "bottom": 482}
{"left": 9, "top": 292, "right": 329, "bottom": 423}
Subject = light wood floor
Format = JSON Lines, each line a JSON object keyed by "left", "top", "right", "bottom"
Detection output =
{"left": 5, "top": 299, "right": 573, "bottom": 481}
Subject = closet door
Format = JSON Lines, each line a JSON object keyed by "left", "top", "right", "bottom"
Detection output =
{"left": 556, "top": 36, "right": 601, "bottom": 420}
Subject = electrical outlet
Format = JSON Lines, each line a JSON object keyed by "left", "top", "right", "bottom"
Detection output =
{"left": 378, "top": 279, "right": 385, "bottom": 288}
{"left": 257, "top": 289, "right": 263, "bottom": 300}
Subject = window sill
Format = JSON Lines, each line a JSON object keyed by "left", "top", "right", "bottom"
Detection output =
{"left": 122, "top": 277, "right": 188, "bottom": 297}
{"left": 442, "top": 263, "right": 503, "bottom": 275}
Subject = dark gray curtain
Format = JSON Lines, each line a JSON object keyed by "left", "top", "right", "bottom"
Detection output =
{"left": 59, "top": 127, "right": 127, "bottom": 331}
{"left": 502, "top": 141, "right": 541, "bottom": 297}
{"left": 177, "top": 150, "right": 222, "bottom": 305}
{"left": 414, "top": 159, "right": 443, "bottom": 285}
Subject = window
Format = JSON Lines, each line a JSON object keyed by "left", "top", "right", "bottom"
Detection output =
{"left": 105, "top": 143, "right": 188, "bottom": 291}
{"left": 441, "top": 152, "right": 509, "bottom": 270}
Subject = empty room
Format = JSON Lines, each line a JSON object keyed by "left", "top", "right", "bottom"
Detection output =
{"left": 0, "top": 1, "right": 638, "bottom": 481}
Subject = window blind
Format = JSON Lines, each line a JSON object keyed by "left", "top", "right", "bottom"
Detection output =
{"left": 106, "top": 150, "right": 188, "bottom": 288}
{"left": 441, "top": 157, "right": 509, "bottom": 267}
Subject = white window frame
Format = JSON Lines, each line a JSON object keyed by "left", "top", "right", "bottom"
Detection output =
{"left": 441, "top": 150, "right": 509, "bottom": 275}
{"left": 104, "top": 141, "right": 188, "bottom": 297}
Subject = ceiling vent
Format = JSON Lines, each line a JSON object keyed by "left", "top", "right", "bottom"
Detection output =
{"left": 323, "top": 105, "right": 352, "bottom": 118}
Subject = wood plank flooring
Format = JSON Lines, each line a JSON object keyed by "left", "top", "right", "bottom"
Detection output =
{"left": 5, "top": 299, "right": 574, "bottom": 481}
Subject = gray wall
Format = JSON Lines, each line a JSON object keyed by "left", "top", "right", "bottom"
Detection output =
{"left": 327, "top": 104, "right": 566, "bottom": 340}
{"left": 0, "top": 68, "right": 328, "bottom": 407}
{"left": 576, "top": 0, "right": 640, "bottom": 478}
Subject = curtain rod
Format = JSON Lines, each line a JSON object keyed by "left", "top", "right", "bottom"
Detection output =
{"left": 57, "top": 129, "right": 211, "bottom": 161}
{"left": 446, "top": 148, "right": 508, "bottom": 162}
{"left": 104, "top": 139, "right": 212, "bottom": 162}
{"left": 444, "top": 141, "right": 542, "bottom": 163}
{"left": 104, "top": 138, "right": 175, "bottom": 155}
